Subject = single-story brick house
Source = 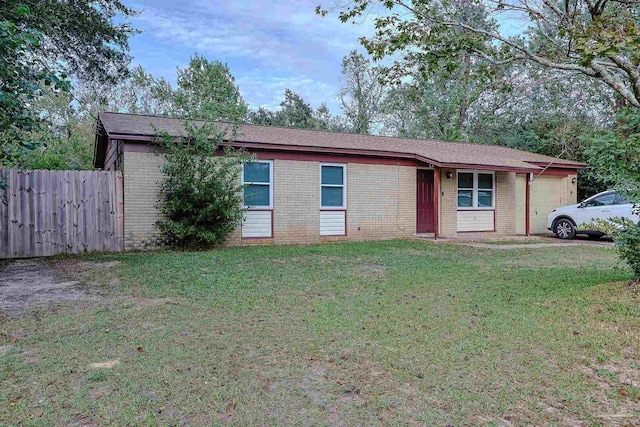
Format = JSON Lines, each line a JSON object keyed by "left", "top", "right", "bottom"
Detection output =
{"left": 93, "top": 112, "right": 585, "bottom": 249}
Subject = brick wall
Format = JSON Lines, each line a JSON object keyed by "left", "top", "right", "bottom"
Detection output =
{"left": 121, "top": 150, "right": 528, "bottom": 248}
{"left": 272, "top": 159, "right": 320, "bottom": 244}
{"left": 495, "top": 171, "right": 516, "bottom": 235}
{"left": 347, "top": 163, "right": 417, "bottom": 240}
{"left": 121, "top": 152, "right": 420, "bottom": 248}
{"left": 122, "top": 151, "right": 165, "bottom": 250}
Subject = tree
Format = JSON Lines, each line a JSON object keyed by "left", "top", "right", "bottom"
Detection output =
{"left": 275, "top": 89, "right": 317, "bottom": 129}
{"left": 111, "top": 66, "right": 175, "bottom": 116}
{"left": 1, "top": 0, "right": 136, "bottom": 166}
{"left": 314, "top": 103, "right": 350, "bottom": 132}
{"left": 1, "top": 0, "right": 137, "bottom": 85}
{"left": 339, "top": 51, "right": 386, "bottom": 133}
{"left": 381, "top": 57, "right": 507, "bottom": 141}
{"left": 0, "top": 4, "right": 68, "bottom": 165}
{"left": 585, "top": 107, "right": 640, "bottom": 204}
{"left": 157, "top": 122, "right": 247, "bottom": 248}
{"left": 247, "top": 89, "right": 346, "bottom": 131}
{"left": 583, "top": 107, "right": 640, "bottom": 281}
{"left": 172, "top": 55, "right": 248, "bottom": 122}
{"left": 318, "top": 0, "right": 640, "bottom": 108}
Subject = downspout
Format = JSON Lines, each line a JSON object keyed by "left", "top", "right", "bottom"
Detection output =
{"left": 525, "top": 172, "right": 531, "bottom": 236}
{"left": 434, "top": 168, "right": 440, "bottom": 240}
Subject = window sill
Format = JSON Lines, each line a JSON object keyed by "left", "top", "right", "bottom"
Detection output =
{"left": 457, "top": 208, "right": 495, "bottom": 211}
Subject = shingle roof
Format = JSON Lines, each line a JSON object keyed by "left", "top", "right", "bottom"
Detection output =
{"left": 95, "top": 112, "right": 586, "bottom": 171}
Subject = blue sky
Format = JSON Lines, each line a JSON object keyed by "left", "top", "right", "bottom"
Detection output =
{"left": 126, "top": 0, "right": 381, "bottom": 113}
{"left": 125, "top": 1, "right": 527, "bottom": 114}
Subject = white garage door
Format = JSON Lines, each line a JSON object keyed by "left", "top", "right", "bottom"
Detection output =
{"left": 529, "top": 176, "right": 565, "bottom": 234}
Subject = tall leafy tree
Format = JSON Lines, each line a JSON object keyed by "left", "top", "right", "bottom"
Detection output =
{"left": 314, "top": 103, "right": 350, "bottom": 132}
{"left": 0, "top": 4, "right": 67, "bottom": 165}
{"left": 1, "top": 0, "right": 137, "bottom": 85}
{"left": 319, "top": 0, "right": 640, "bottom": 108}
{"left": 1, "top": 1, "right": 136, "bottom": 166}
{"left": 172, "top": 55, "right": 248, "bottom": 122}
{"left": 339, "top": 51, "right": 386, "bottom": 134}
{"left": 274, "top": 89, "right": 317, "bottom": 129}
{"left": 381, "top": 55, "right": 508, "bottom": 141}
{"left": 248, "top": 89, "right": 345, "bottom": 131}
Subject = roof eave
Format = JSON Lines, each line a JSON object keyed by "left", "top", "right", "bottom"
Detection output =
{"left": 527, "top": 161, "right": 587, "bottom": 169}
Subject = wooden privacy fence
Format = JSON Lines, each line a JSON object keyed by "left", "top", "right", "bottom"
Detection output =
{"left": 0, "top": 169, "right": 124, "bottom": 258}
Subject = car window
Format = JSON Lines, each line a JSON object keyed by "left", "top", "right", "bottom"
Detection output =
{"left": 585, "top": 193, "right": 616, "bottom": 207}
{"left": 614, "top": 193, "right": 630, "bottom": 205}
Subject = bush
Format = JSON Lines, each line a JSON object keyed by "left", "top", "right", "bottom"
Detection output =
{"left": 157, "top": 122, "right": 247, "bottom": 248}
{"left": 616, "top": 222, "right": 640, "bottom": 281}
{"left": 582, "top": 217, "right": 640, "bottom": 281}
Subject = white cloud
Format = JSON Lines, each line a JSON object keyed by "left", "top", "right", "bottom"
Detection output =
{"left": 128, "top": 0, "right": 378, "bottom": 113}
{"left": 235, "top": 72, "right": 337, "bottom": 110}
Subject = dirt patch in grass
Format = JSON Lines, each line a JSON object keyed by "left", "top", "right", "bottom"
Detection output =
{"left": 577, "top": 358, "right": 640, "bottom": 426}
{"left": 354, "top": 264, "right": 388, "bottom": 280}
{"left": 628, "top": 279, "right": 640, "bottom": 291}
{"left": 0, "top": 345, "right": 14, "bottom": 357}
{"left": 0, "top": 259, "right": 120, "bottom": 314}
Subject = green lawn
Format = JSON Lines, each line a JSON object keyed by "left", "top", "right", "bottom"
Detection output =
{"left": 1, "top": 241, "right": 639, "bottom": 426}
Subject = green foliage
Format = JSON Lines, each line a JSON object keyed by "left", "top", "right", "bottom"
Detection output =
{"left": 339, "top": 51, "right": 385, "bottom": 134}
{"left": 248, "top": 89, "right": 347, "bottom": 131}
{"left": 0, "top": 4, "right": 69, "bottom": 165}
{"left": 157, "top": 122, "right": 247, "bottom": 248}
{"left": 319, "top": 0, "right": 640, "bottom": 108}
{"left": 585, "top": 107, "right": 640, "bottom": 204}
{"left": 172, "top": 55, "right": 248, "bottom": 122}
{"left": 584, "top": 107, "right": 640, "bottom": 280}
{"left": 1, "top": 0, "right": 138, "bottom": 85}
{"left": 19, "top": 134, "right": 93, "bottom": 170}
{"left": 1, "top": 0, "right": 135, "bottom": 167}
{"left": 581, "top": 218, "right": 640, "bottom": 280}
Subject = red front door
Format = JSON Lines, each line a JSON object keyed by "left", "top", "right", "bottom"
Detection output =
{"left": 417, "top": 169, "right": 435, "bottom": 233}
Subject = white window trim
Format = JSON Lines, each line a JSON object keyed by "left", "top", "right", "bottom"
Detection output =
{"left": 320, "top": 163, "right": 347, "bottom": 210}
{"left": 242, "top": 160, "right": 273, "bottom": 209}
{"left": 457, "top": 170, "right": 495, "bottom": 210}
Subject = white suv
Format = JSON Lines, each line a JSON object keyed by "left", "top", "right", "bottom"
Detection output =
{"left": 548, "top": 190, "right": 639, "bottom": 239}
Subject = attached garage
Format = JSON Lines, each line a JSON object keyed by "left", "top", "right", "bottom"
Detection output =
{"left": 529, "top": 174, "right": 578, "bottom": 234}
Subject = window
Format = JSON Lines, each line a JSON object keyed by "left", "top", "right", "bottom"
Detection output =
{"left": 614, "top": 193, "right": 630, "bottom": 205}
{"left": 242, "top": 160, "right": 273, "bottom": 208}
{"left": 320, "top": 164, "right": 346, "bottom": 209}
{"left": 585, "top": 192, "right": 615, "bottom": 207}
{"left": 457, "top": 171, "right": 494, "bottom": 209}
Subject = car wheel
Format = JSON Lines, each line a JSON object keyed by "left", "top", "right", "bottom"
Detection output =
{"left": 554, "top": 219, "right": 576, "bottom": 239}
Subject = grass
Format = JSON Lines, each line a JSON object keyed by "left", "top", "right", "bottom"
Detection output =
{"left": 1, "top": 240, "right": 639, "bottom": 426}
